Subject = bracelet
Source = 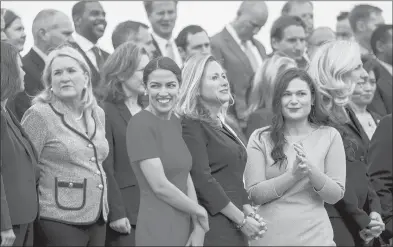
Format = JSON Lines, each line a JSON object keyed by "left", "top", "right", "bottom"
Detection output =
{"left": 236, "top": 215, "right": 248, "bottom": 230}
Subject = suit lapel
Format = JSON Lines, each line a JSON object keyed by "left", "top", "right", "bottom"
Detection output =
{"left": 347, "top": 107, "right": 370, "bottom": 144}
{"left": 28, "top": 49, "right": 46, "bottom": 82}
{"left": 70, "top": 42, "right": 100, "bottom": 86}
{"left": 251, "top": 39, "right": 267, "bottom": 60}
{"left": 222, "top": 28, "right": 253, "bottom": 72}
{"left": 116, "top": 102, "right": 132, "bottom": 124}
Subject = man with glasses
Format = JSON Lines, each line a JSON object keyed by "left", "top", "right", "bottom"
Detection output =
{"left": 211, "top": 1, "right": 268, "bottom": 143}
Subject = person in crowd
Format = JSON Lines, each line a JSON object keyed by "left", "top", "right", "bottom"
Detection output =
{"left": 144, "top": 1, "right": 182, "bottom": 67}
{"left": 8, "top": 9, "right": 74, "bottom": 121}
{"left": 1, "top": 9, "right": 8, "bottom": 41}
{"left": 98, "top": 42, "right": 149, "bottom": 246}
{"left": 126, "top": 56, "right": 209, "bottom": 246}
{"left": 1, "top": 9, "right": 26, "bottom": 52}
{"left": 1, "top": 41, "right": 39, "bottom": 247}
{"left": 245, "top": 54, "right": 297, "bottom": 139}
{"left": 245, "top": 68, "right": 346, "bottom": 246}
{"left": 307, "top": 27, "right": 336, "bottom": 59}
{"left": 21, "top": 45, "right": 110, "bottom": 246}
{"left": 211, "top": 1, "right": 268, "bottom": 143}
{"left": 336, "top": 11, "right": 354, "bottom": 41}
{"left": 111, "top": 20, "right": 156, "bottom": 58}
{"left": 308, "top": 40, "right": 385, "bottom": 246}
{"left": 367, "top": 114, "right": 393, "bottom": 246}
{"left": 71, "top": 0, "right": 109, "bottom": 90}
{"left": 175, "top": 25, "right": 211, "bottom": 62}
{"left": 281, "top": 0, "right": 314, "bottom": 37}
{"left": 348, "top": 4, "right": 385, "bottom": 57}
{"left": 270, "top": 15, "right": 308, "bottom": 69}
{"left": 345, "top": 58, "right": 381, "bottom": 164}
{"left": 369, "top": 24, "right": 392, "bottom": 116}
{"left": 176, "top": 54, "right": 267, "bottom": 246}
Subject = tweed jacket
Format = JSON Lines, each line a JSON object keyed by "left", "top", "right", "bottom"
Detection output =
{"left": 21, "top": 99, "right": 109, "bottom": 225}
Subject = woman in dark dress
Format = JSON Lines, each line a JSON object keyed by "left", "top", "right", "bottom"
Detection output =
{"left": 308, "top": 40, "right": 385, "bottom": 246}
{"left": 0, "top": 41, "right": 39, "bottom": 246}
{"left": 98, "top": 42, "right": 149, "bottom": 246}
{"left": 176, "top": 54, "right": 267, "bottom": 246}
{"left": 126, "top": 57, "right": 209, "bottom": 246}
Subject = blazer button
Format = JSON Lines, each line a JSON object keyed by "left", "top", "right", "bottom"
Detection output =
{"left": 98, "top": 184, "right": 103, "bottom": 190}
{"left": 87, "top": 144, "right": 93, "bottom": 148}
{"left": 68, "top": 182, "right": 74, "bottom": 188}
{"left": 90, "top": 157, "right": 96, "bottom": 162}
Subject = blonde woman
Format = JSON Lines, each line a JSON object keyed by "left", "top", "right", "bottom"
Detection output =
{"left": 176, "top": 54, "right": 266, "bottom": 246}
{"left": 308, "top": 40, "right": 385, "bottom": 246}
{"left": 21, "top": 45, "right": 109, "bottom": 246}
{"left": 245, "top": 55, "right": 297, "bottom": 139}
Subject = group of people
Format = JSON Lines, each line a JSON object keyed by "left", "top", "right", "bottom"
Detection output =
{"left": 1, "top": 0, "right": 392, "bottom": 246}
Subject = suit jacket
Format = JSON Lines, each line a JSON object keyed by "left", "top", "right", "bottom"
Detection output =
{"left": 21, "top": 100, "right": 109, "bottom": 224}
{"left": 151, "top": 35, "right": 162, "bottom": 59}
{"left": 0, "top": 107, "right": 39, "bottom": 231}
{"left": 211, "top": 28, "right": 267, "bottom": 137}
{"left": 368, "top": 62, "right": 392, "bottom": 116}
{"left": 367, "top": 114, "right": 393, "bottom": 241}
{"left": 7, "top": 48, "right": 46, "bottom": 121}
{"left": 101, "top": 101, "right": 139, "bottom": 225}
{"left": 71, "top": 42, "right": 109, "bottom": 93}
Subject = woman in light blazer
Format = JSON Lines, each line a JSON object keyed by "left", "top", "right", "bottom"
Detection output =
{"left": 21, "top": 44, "right": 109, "bottom": 246}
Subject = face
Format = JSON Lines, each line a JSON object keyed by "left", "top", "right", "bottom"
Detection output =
{"left": 136, "top": 27, "right": 156, "bottom": 58}
{"left": 342, "top": 56, "right": 369, "bottom": 93}
{"left": 184, "top": 31, "right": 211, "bottom": 58}
{"left": 307, "top": 29, "right": 336, "bottom": 58}
{"left": 351, "top": 70, "right": 376, "bottom": 106}
{"left": 287, "top": 2, "right": 314, "bottom": 36}
{"left": 200, "top": 61, "right": 230, "bottom": 106}
{"left": 122, "top": 54, "right": 149, "bottom": 96}
{"left": 17, "top": 56, "right": 25, "bottom": 92}
{"left": 336, "top": 18, "right": 353, "bottom": 41}
{"left": 45, "top": 14, "right": 74, "bottom": 50}
{"left": 379, "top": 29, "right": 393, "bottom": 65}
{"left": 4, "top": 18, "right": 26, "bottom": 52}
{"left": 238, "top": 8, "right": 268, "bottom": 40}
{"left": 358, "top": 12, "right": 385, "bottom": 40}
{"left": 273, "top": 25, "right": 306, "bottom": 60}
{"left": 51, "top": 56, "right": 89, "bottom": 101}
{"left": 77, "top": 1, "right": 107, "bottom": 43}
{"left": 281, "top": 78, "right": 313, "bottom": 122}
{"left": 146, "top": 69, "right": 179, "bottom": 118}
{"left": 148, "top": 1, "right": 177, "bottom": 38}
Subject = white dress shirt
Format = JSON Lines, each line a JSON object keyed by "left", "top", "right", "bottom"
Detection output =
{"left": 32, "top": 46, "right": 48, "bottom": 62}
{"left": 151, "top": 31, "right": 183, "bottom": 68}
{"left": 225, "top": 24, "right": 263, "bottom": 69}
{"left": 378, "top": 59, "right": 393, "bottom": 76}
{"left": 73, "top": 32, "right": 103, "bottom": 70}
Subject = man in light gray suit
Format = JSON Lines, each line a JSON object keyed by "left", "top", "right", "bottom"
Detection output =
{"left": 211, "top": 1, "right": 268, "bottom": 142}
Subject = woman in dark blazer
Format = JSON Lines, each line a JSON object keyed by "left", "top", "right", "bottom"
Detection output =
{"left": 97, "top": 42, "right": 149, "bottom": 246}
{"left": 0, "top": 41, "right": 39, "bottom": 246}
{"left": 176, "top": 54, "right": 266, "bottom": 246}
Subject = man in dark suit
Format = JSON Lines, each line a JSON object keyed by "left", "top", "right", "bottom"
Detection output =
{"left": 71, "top": 0, "right": 109, "bottom": 92}
{"left": 211, "top": 1, "right": 268, "bottom": 142}
{"left": 367, "top": 114, "right": 393, "bottom": 246}
{"left": 368, "top": 24, "right": 392, "bottom": 116}
{"left": 144, "top": 1, "right": 182, "bottom": 67}
{"left": 7, "top": 9, "right": 74, "bottom": 121}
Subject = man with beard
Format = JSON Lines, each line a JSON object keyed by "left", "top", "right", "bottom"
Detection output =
{"left": 71, "top": 0, "right": 109, "bottom": 90}
{"left": 144, "top": 1, "right": 182, "bottom": 67}
{"left": 7, "top": 9, "right": 74, "bottom": 121}
{"left": 368, "top": 24, "right": 392, "bottom": 116}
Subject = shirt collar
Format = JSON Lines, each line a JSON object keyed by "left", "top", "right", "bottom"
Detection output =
{"left": 378, "top": 59, "right": 393, "bottom": 75}
{"left": 225, "top": 24, "right": 243, "bottom": 47}
{"left": 32, "top": 46, "right": 47, "bottom": 61}
{"left": 73, "top": 32, "right": 96, "bottom": 52}
{"left": 151, "top": 31, "right": 174, "bottom": 46}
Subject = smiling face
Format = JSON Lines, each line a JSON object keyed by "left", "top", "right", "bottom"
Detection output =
{"left": 341, "top": 55, "right": 369, "bottom": 92}
{"left": 281, "top": 78, "right": 313, "bottom": 122}
{"left": 51, "top": 56, "right": 88, "bottom": 101}
{"left": 122, "top": 54, "right": 149, "bottom": 97}
{"left": 4, "top": 18, "right": 26, "bottom": 52}
{"left": 76, "top": 1, "right": 107, "bottom": 43}
{"left": 199, "top": 61, "right": 230, "bottom": 106}
{"left": 148, "top": 1, "right": 177, "bottom": 39}
{"left": 146, "top": 68, "right": 180, "bottom": 119}
{"left": 351, "top": 69, "right": 376, "bottom": 107}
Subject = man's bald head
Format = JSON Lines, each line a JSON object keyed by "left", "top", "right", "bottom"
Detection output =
{"left": 32, "top": 9, "right": 74, "bottom": 53}
{"left": 233, "top": 1, "right": 268, "bottom": 41}
{"left": 307, "top": 27, "right": 336, "bottom": 58}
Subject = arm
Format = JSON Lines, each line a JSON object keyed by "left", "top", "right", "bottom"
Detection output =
{"left": 21, "top": 107, "right": 48, "bottom": 157}
{"left": 187, "top": 174, "right": 201, "bottom": 227}
{"left": 310, "top": 128, "right": 346, "bottom": 204}
{"left": 244, "top": 130, "right": 301, "bottom": 205}
{"left": 0, "top": 113, "right": 12, "bottom": 231}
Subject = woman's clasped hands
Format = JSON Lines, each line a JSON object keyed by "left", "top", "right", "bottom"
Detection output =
{"left": 291, "top": 143, "right": 313, "bottom": 179}
{"left": 239, "top": 206, "right": 267, "bottom": 241}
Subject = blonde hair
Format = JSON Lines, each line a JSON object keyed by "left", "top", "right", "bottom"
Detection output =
{"left": 33, "top": 45, "right": 97, "bottom": 110}
{"left": 176, "top": 54, "right": 234, "bottom": 125}
{"left": 247, "top": 54, "right": 297, "bottom": 116}
{"left": 307, "top": 40, "right": 362, "bottom": 123}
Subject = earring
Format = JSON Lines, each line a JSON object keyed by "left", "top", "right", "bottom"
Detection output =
{"left": 144, "top": 90, "right": 148, "bottom": 96}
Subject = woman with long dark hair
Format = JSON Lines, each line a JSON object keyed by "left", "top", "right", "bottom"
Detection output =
{"left": 244, "top": 68, "right": 346, "bottom": 245}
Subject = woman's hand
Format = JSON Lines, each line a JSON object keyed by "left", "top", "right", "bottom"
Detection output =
{"left": 186, "top": 224, "right": 205, "bottom": 246}
{"left": 290, "top": 144, "right": 310, "bottom": 180}
{"left": 240, "top": 216, "right": 267, "bottom": 241}
{"left": 359, "top": 217, "right": 385, "bottom": 243}
{"left": 195, "top": 206, "right": 209, "bottom": 233}
{"left": 109, "top": 217, "right": 131, "bottom": 234}
{"left": 370, "top": 212, "right": 385, "bottom": 232}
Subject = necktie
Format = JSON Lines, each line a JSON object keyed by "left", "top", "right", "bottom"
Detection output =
{"left": 166, "top": 41, "right": 175, "bottom": 61}
{"left": 91, "top": 46, "right": 104, "bottom": 70}
{"left": 241, "top": 41, "right": 258, "bottom": 72}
